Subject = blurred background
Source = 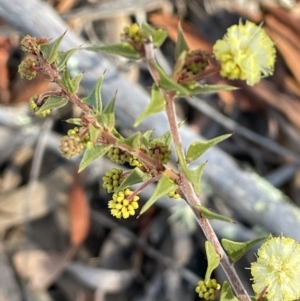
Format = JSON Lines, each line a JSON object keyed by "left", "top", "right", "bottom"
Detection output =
{"left": 0, "top": 0, "right": 300, "bottom": 300}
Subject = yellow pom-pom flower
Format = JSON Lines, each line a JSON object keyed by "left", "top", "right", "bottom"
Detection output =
{"left": 213, "top": 20, "right": 276, "bottom": 86}
{"left": 108, "top": 188, "right": 139, "bottom": 219}
{"left": 250, "top": 236, "right": 300, "bottom": 301}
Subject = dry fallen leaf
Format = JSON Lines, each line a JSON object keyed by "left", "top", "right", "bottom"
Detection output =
{"left": 68, "top": 171, "right": 90, "bottom": 246}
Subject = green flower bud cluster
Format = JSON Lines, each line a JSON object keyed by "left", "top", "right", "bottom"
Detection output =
{"left": 59, "top": 127, "right": 87, "bottom": 158}
{"left": 20, "top": 35, "right": 48, "bottom": 54}
{"left": 107, "top": 147, "right": 143, "bottom": 167}
{"left": 148, "top": 141, "right": 171, "bottom": 164}
{"left": 195, "top": 279, "right": 221, "bottom": 300}
{"left": 185, "top": 50, "right": 209, "bottom": 75}
{"left": 102, "top": 168, "right": 124, "bottom": 193}
{"left": 121, "top": 23, "right": 144, "bottom": 47}
{"left": 108, "top": 188, "right": 139, "bottom": 219}
{"left": 127, "top": 154, "right": 143, "bottom": 167}
{"left": 20, "top": 35, "right": 38, "bottom": 54}
{"left": 178, "top": 50, "right": 210, "bottom": 85}
{"left": 29, "top": 94, "right": 51, "bottom": 117}
{"left": 107, "top": 147, "right": 130, "bottom": 165}
{"left": 18, "top": 58, "right": 37, "bottom": 80}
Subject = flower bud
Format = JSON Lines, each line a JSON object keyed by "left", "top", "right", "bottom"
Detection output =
{"left": 18, "top": 58, "right": 37, "bottom": 80}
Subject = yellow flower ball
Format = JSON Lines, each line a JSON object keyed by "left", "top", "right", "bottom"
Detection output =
{"left": 213, "top": 20, "right": 276, "bottom": 86}
{"left": 251, "top": 236, "right": 300, "bottom": 301}
{"left": 108, "top": 189, "right": 139, "bottom": 219}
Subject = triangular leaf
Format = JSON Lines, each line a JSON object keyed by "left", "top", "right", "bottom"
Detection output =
{"left": 112, "top": 128, "right": 124, "bottom": 140}
{"left": 141, "top": 23, "right": 168, "bottom": 48}
{"left": 175, "top": 146, "right": 193, "bottom": 182}
{"left": 59, "top": 70, "right": 83, "bottom": 94}
{"left": 221, "top": 236, "right": 269, "bottom": 263}
{"left": 204, "top": 241, "right": 220, "bottom": 282}
{"left": 220, "top": 281, "right": 238, "bottom": 301}
{"left": 143, "top": 130, "right": 153, "bottom": 140}
{"left": 186, "top": 134, "right": 232, "bottom": 163}
{"left": 139, "top": 173, "right": 177, "bottom": 216}
{"left": 150, "top": 130, "right": 172, "bottom": 148}
{"left": 39, "top": 32, "right": 65, "bottom": 64}
{"left": 82, "top": 75, "right": 104, "bottom": 113}
{"left": 141, "top": 130, "right": 154, "bottom": 149}
{"left": 116, "top": 167, "right": 152, "bottom": 193}
{"left": 70, "top": 73, "right": 84, "bottom": 94}
{"left": 178, "top": 120, "right": 185, "bottom": 128}
{"left": 184, "top": 84, "right": 238, "bottom": 96}
{"left": 122, "top": 132, "right": 142, "bottom": 149}
{"left": 56, "top": 47, "right": 78, "bottom": 71}
{"left": 151, "top": 61, "right": 189, "bottom": 96}
{"left": 79, "top": 143, "right": 110, "bottom": 172}
{"left": 59, "top": 70, "right": 75, "bottom": 94}
{"left": 188, "top": 162, "right": 206, "bottom": 196}
{"left": 140, "top": 136, "right": 149, "bottom": 149}
{"left": 141, "top": 22, "right": 156, "bottom": 37}
{"left": 194, "top": 205, "right": 234, "bottom": 223}
{"left": 152, "top": 28, "right": 169, "bottom": 48}
{"left": 175, "top": 23, "right": 189, "bottom": 60}
{"left": 88, "top": 124, "right": 100, "bottom": 144}
{"left": 65, "top": 118, "right": 82, "bottom": 126}
{"left": 173, "top": 50, "right": 187, "bottom": 77}
{"left": 99, "top": 92, "right": 117, "bottom": 130}
{"left": 36, "top": 96, "right": 68, "bottom": 114}
{"left": 85, "top": 43, "right": 141, "bottom": 60}
{"left": 134, "top": 84, "right": 165, "bottom": 126}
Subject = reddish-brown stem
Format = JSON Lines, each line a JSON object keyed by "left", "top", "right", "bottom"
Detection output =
{"left": 66, "top": 93, "right": 91, "bottom": 115}
{"left": 129, "top": 175, "right": 161, "bottom": 201}
{"left": 165, "top": 96, "right": 251, "bottom": 301}
{"left": 98, "top": 129, "right": 180, "bottom": 182}
{"left": 38, "top": 56, "right": 91, "bottom": 114}
{"left": 144, "top": 40, "right": 251, "bottom": 301}
{"left": 36, "top": 90, "right": 62, "bottom": 105}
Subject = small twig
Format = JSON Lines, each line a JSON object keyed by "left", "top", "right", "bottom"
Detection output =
{"left": 144, "top": 39, "right": 252, "bottom": 301}
{"left": 129, "top": 175, "right": 161, "bottom": 201}
{"left": 37, "top": 56, "right": 92, "bottom": 115}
